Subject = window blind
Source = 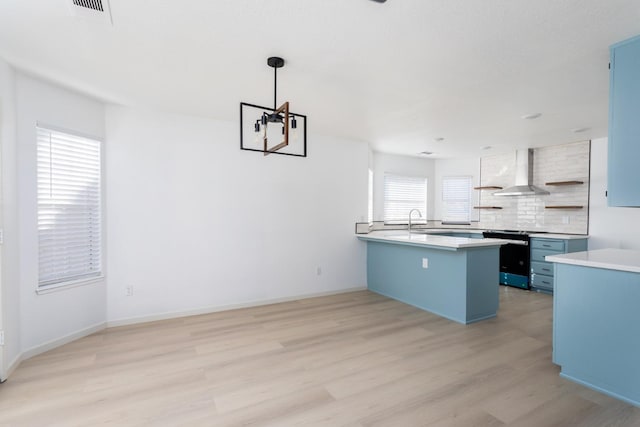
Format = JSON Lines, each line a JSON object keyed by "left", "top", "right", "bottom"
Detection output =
{"left": 442, "top": 176, "right": 472, "bottom": 224}
{"left": 383, "top": 173, "right": 427, "bottom": 223}
{"left": 37, "top": 126, "right": 102, "bottom": 287}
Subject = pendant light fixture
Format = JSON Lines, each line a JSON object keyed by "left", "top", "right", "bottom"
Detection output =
{"left": 239, "top": 57, "right": 307, "bottom": 157}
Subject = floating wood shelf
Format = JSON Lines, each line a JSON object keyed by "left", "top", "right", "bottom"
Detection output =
{"left": 473, "top": 206, "right": 503, "bottom": 210}
{"left": 474, "top": 186, "right": 503, "bottom": 190}
{"left": 545, "top": 180, "right": 584, "bottom": 186}
{"left": 545, "top": 205, "right": 583, "bottom": 209}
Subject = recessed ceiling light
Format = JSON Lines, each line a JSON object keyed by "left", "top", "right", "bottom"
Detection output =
{"left": 571, "top": 127, "right": 590, "bottom": 133}
{"left": 434, "top": 137, "right": 445, "bottom": 142}
{"left": 521, "top": 113, "right": 542, "bottom": 120}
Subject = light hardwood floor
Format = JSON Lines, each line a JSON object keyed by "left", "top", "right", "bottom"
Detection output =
{"left": 1, "top": 288, "right": 639, "bottom": 426}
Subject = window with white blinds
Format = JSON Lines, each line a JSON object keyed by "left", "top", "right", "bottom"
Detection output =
{"left": 442, "top": 175, "right": 472, "bottom": 224}
{"left": 37, "top": 126, "right": 102, "bottom": 287}
{"left": 383, "top": 173, "right": 427, "bottom": 223}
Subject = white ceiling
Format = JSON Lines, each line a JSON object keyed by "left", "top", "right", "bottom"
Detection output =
{"left": 1, "top": 0, "right": 639, "bottom": 158}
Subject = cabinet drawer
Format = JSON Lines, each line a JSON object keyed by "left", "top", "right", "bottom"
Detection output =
{"left": 531, "top": 248, "right": 562, "bottom": 263}
{"left": 531, "top": 261, "right": 554, "bottom": 276}
{"left": 531, "top": 239, "right": 565, "bottom": 251}
{"left": 531, "top": 273, "right": 554, "bottom": 290}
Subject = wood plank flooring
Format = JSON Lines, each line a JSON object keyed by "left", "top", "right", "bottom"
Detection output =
{"left": 1, "top": 288, "right": 639, "bottom": 426}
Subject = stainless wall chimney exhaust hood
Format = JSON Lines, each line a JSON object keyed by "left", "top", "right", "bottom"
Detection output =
{"left": 493, "top": 149, "right": 550, "bottom": 196}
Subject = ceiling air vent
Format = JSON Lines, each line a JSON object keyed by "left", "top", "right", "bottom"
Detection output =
{"left": 69, "top": 0, "right": 113, "bottom": 24}
{"left": 73, "top": 0, "right": 104, "bottom": 12}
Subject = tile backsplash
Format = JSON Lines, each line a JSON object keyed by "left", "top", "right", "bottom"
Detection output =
{"left": 478, "top": 141, "right": 590, "bottom": 234}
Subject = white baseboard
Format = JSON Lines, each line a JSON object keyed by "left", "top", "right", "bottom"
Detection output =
{"left": 5, "top": 352, "right": 23, "bottom": 380}
{"left": 107, "top": 286, "right": 367, "bottom": 328}
{"left": 3, "top": 287, "right": 367, "bottom": 381}
{"left": 3, "top": 321, "right": 106, "bottom": 381}
{"left": 21, "top": 321, "right": 107, "bottom": 361}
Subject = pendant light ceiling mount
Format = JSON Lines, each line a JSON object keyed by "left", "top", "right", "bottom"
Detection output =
{"left": 267, "top": 56, "right": 285, "bottom": 68}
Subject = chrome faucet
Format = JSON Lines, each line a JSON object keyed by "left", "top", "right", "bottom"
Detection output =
{"left": 408, "top": 209, "right": 422, "bottom": 233}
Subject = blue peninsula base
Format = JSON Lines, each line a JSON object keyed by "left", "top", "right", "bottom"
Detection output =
{"left": 553, "top": 263, "right": 640, "bottom": 407}
{"left": 366, "top": 240, "right": 500, "bottom": 324}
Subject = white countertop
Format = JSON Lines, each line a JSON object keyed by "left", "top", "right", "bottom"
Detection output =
{"left": 546, "top": 248, "right": 640, "bottom": 273}
{"left": 369, "top": 228, "right": 587, "bottom": 240}
{"left": 357, "top": 231, "right": 511, "bottom": 249}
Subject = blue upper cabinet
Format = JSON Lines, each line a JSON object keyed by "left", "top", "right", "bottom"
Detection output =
{"left": 609, "top": 35, "right": 640, "bottom": 207}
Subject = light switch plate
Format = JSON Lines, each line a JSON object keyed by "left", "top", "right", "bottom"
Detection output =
{"left": 422, "top": 258, "right": 429, "bottom": 269}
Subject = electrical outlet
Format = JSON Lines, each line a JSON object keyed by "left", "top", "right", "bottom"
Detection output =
{"left": 562, "top": 216, "right": 570, "bottom": 225}
{"left": 422, "top": 258, "right": 429, "bottom": 269}
{"left": 126, "top": 285, "right": 134, "bottom": 296}
{"left": 316, "top": 267, "right": 322, "bottom": 276}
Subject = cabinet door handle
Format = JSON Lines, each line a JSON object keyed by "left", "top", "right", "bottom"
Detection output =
{"left": 542, "top": 268, "right": 551, "bottom": 272}
{"left": 542, "top": 244, "right": 551, "bottom": 248}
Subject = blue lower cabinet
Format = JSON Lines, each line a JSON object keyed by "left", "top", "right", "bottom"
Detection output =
{"left": 554, "top": 263, "right": 640, "bottom": 407}
{"left": 531, "top": 273, "right": 553, "bottom": 291}
{"left": 366, "top": 241, "right": 499, "bottom": 324}
{"left": 531, "top": 248, "right": 561, "bottom": 263}
{"left": 529, "top": 237, "right": 588, "bottom": 293}
{"left": 531, "top": 261, "right": 554, "bottom": 276}
{"left": 531, "top": 239, "right": 565, "bottom": 251}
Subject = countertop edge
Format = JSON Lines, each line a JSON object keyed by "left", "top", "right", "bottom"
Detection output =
{"left": 359, "top": 228, "right": 588, "bottom": 240}
{"left": 528, "top": 233, "right": 589, "bottom": 240}
{"left": 546, "top": 249, "right": 640, "bottom": 274}
{"left": 356, "top": 233, "right": 509, "bottom": 250}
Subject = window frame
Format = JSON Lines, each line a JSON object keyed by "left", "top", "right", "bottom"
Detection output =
{"left": 36, "top": 123, "right": 104, "bottom": 293}
{"left": 441, "top": 175, "right": 473, "bottom": 225}
{"left": 383, "top": 173, "right": 428, "bottom": 224}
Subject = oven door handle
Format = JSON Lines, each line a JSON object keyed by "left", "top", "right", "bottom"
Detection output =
{"left": 504, "top": 240, "right": 529, "bottom": 246}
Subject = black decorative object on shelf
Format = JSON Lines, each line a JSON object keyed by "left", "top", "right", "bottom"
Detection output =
{"left": 240, "top": 57, "right": 307, "bottom": 157}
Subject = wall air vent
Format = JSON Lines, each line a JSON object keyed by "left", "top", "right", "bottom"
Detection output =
{"left": 69, "top": 0, "right": 113, "bottom": 24}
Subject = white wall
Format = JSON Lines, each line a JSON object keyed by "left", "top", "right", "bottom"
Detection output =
{"left": 0, "top": 58, "right": 20, "bottom": 378}
{"left": 433, "top": 157, "right": 481, "bottom": 222}
{"left": 588, "top": 137, "right": 640, "bottom": 249}
{"left": 372, "top": 152, "right": 435, "bottom": 221}
{"left": 105, "top": 106, "right": 368, "bottom": 323}
{"left": 15, "top": 73, "right": 107, "bottom": 354}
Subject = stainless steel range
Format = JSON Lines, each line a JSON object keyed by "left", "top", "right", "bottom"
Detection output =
{"left": 482, "top": 231, "right": 530, "bottom": 289}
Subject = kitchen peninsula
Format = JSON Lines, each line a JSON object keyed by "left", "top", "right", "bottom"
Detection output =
{"left": 548, "top": 249, "right": 640, "bottom": 407}
{"left": 357, "top": 231, "right": 509, "bottom": 324}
